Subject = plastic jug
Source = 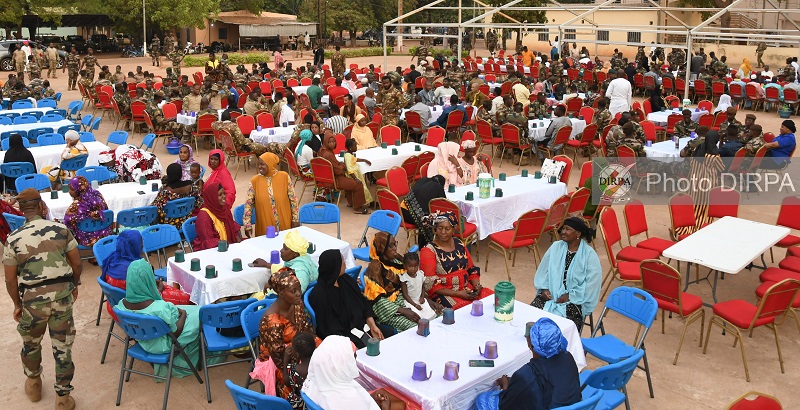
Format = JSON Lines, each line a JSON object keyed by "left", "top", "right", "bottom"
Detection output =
{"left": 478, "top": 173, "right": 494, "bottom": 199}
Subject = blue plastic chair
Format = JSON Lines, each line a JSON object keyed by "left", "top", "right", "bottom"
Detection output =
{"left": 345, "top": 265, "right": 362, "bottom": 280}
{"left": 116, "top": 206, "right": 158, "bottom": 233}
{"left": 0, "top": 162, "right": 36, "bottom": 193}
{"left": 240, "top": 298, "right": 275, "bottom": 389}
{"left": 226, "top": 379, "right": 293, "bottom": 410}
{"left": 76, "top": 166, "right": 118, "bottom": 184}
{"left": 140, "top": 133, "right": 156, "bottom": 151}
{"left": 24, "top": 110, "right": 43, "bottom": 119}
{"left": 11, "top": 100, "right": 33, "bottom": 109}
{"left": 580, "top": 349, "right": 646, "bottom": 410}
{"left": 299, "top": 202, "right": 341, "bottom": 239}
{"left": 582, "top": 287, "right": 658, "bottom": 401}
{"left": 79, "top": 131, "right": 96, "bottom": 142}
{"left": 3, "top": 212, "right": 26, "bottom": 233}
{"left": 0, "top": 116, "right": 11, "bottom": 125}
{"left": 54, "top": 92, "right": 62, "bottom": 103}
{"left": 40, "top": 113, "right": 64, "bottom": 122}
{"left": 93, "top": 235, "right": 119, "bottom": 326}
{"left": 96, "top": 276, "right": 126, "bottom": 364}
{"left": 58, "top": 124, "right": 81, "bottom": 134}
{"left": 141, "top": 224, "right": 184, "bottom": 279}
{"left": 232, "top": 204, "right": 257, "bottom": 229}
{"left": 38, "top": 98, "right": 57, "bottom": 108}
{"left": 301, "top": 391, "right": 324, "bottom": 410}
{"left": 80, "top": 114, "right": 93, "bottom": 131}
{"left": 76, "top": 209, "right": 114, "bottom": 256}
{"left": 12, "top": 115, "right": 37, "bottom": 124}
{"left": 199, "top": 298, "right": 256, "bottom": 402}
{"left": 112, "top": 308, "right": 204, "bottom": 410}
{"left": 164, "top": 197, "right": 196, "bottom": 220}
{"left": 182, "top": 217, "right": 197, "bottom": 252}
{"left": 66, "top": 100, "right": 83, "bottom": 120}
{"left": 554, "top": 389, "right": 603, "bottom": 410}
{"left": 91, "top": 117, "right": 102, "bottom": 131}
{"left": 26, "top": 127, "right": 53, "bottom": 144}
{"left": 37, "top": 132, "right": 66, "bottom": 146}
{"left": 352, "top": 210, "right": 403, "bottom": 262}
{"left": 51, "top": 109, "right": 67, "bottom": 118}
{"left": 14, "top": 174, "right": 51, "bottom": 192}
{"left": 1, "top": 136, "right": 32, "bottom": 150}
{"left": 59, "top": 154, "right": 89, "bottom": 174}
{"left": 107, "top": 130, "right": 129, "bottom": 146}
{"left": 304, "top": 284, "right": 316, "bottom": 327}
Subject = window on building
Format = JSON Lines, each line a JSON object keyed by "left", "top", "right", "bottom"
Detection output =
{"left": 597, "top": 30, "right": 609, "bottom": 42}
{"left": 538, "top": 30, "right": 549, "bottom": 42}
{"left": 219, "top": 27, "right": 228, "bottom": 40}
{"left": 627, "top": 31, "right": 641, "bottom": 44}
{"left": 564, "top": 29, "right": 576, "bottom": 40}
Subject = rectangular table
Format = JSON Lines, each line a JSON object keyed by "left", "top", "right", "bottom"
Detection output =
{"left": 0, "top": 141, "right": 110, "bottom": 174}
{"left": 244, "top": 226, "right": 357, "bottom": 269}
{"left": 250, "top": 125, "right": 296, "bottom": 145}
{"left": 528, "top": 117, "right": 587, "bottom": 142}
{"left": 337, "top": 143, "right": 437, "bottom": 174}
{"left": 447, "top": 175, "right": 567, "bottom": 240}
{"left": 43, "top": 181, "right": 162, "bottom": 221}
{"left": 356, "top": 296, "right": 586, "bottom": 410}
{"left": 662, "top": 216, "right": 790, "bottom": 304}
{"left": 646, "top": 108, "right": 708, "bottom": 126}
{"left": 644, "top": 137, "right": 689, "bottom": 162}
{"left": 0, "top": 119, "right": 73, "bottom": 134}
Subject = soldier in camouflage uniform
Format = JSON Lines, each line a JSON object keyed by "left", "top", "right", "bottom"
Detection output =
{"left": 168, "top": 51, "right": 184, "bottom": 78}
{"left": 331, "top": 46, "right": 345, "bottom": 78}
{"left": 40, "top": 80, "right": 56, "bottom": 100}
{"left": 211, "top": 120, "right": 268, "bottom": 156}
{"left": 413, "top": 41, "right": 429, "bottom": 65}
{"left": 527, "top": 93, "right": 549, "bottom": 120}
{"left": 163, "top": 33, "right": 174, "bottom": 54}
{"left": 4, "top": 188, "right": 81, "bottom": 410}
{"left": 178, "top": 76, "right": 191, "bottom": 97}
{"left": 782, "top": 58, "right": 796, "bottom": 83}
{"left": 487, "top": 30, "right": 497, "bottom": 55}
{"left": 711, "top": 56, "right": 729, "bottom": 78}
{"left": 28, "top": 76, "right": 44, "bottom": 99}
{"left": 147, "top": 92, "right": 191, "bottom": 141}
{"left": 673, "top": 109, "right": 698, "bottom": 139}
{"left": 7, "top": 81, "right": 32, "bottom": 103}
{"left": 743, "top": 124, "right": 765, "bottom": 157}
{"left": 652, "top": 46, "right": 665, "bottom": 64}
{"left": 113, "top": 83, "right": 132, "bottom": 130}
{"left": 607, "top": 122, "right": 645, "bottom": 157}
{"left": 150, "top": 35, "right": 161, "bottom": 67}
{"left": 232, "top": 65, "right": 249, "bottom": 89}
{"left": 79, "top": 48, "right": 100, "bottom": 82}
{"left": 572, "top": 71, "right": 588, "bottom": 93}
{"left": 667, "top": 48, "right": 686, "bottom": 71}
{"left": 756, "top": 42, "right": 767, "bottom": 68}
{"left": 717, "top": 107, "right": 742, "bottom": 138}
{"left": 142, "top": 79, "right": 156, "bottom": 101}
{"left": 27, "top": 56, "right": 41, "bottom": 83}
{"left": 377, "top": 76, "right": 409, "bottom": 127}
{"left": 77, "top": 70, "right": 96, "bottom": 101}
{"left": 635, "top": 47, "right": 646, "bottom": 67}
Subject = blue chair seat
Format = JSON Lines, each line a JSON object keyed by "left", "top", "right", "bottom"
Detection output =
{"left": 581, "top": 335, "right": 638, "bottom": 363}
{"left": 202, "top": 324, "right": 251, "bottom": 351}
{"left": 154, "top": 268, "right": 167, "bottom": 281}
{"left": 127, "top": 343, "right": 170, "bottom": 365}
{"left": 580, "top": 383, "right": 627, "bottom": 410}
{"left": 353, "top": 247, "right": 370, "bottom": 262}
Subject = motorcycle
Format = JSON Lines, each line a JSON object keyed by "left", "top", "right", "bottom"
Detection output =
{"left": 121, "top": 45, "right": 144, "bottom": 58}
{"left": 184, "top": 42, "right": 197, "bottom": 54}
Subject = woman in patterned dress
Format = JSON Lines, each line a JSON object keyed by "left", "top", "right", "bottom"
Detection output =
{"left": 63, "top": 176, "right": 111, "bottom": 247}
{"left": 363, "top": 232, "right": 421, "bottom": 332}
{"left": 150, "top": 163, "right": 202, "bottom": 230}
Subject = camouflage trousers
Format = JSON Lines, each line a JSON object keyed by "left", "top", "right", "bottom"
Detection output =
{"left": 16, "top": 62, "right": 25, "bottom": 78}
{"left": 151, "top": 51, "right": 160, "bottom": 66}
{"left": 68, "top": 69, "right": 78, "bottom": 89}
{"left": 158, "top": 122, "right": 191, "bottom": 141}
{"left": 381, "top": 113, "right": 399, "bottom": 127}
{"left": 85, "top": 69, "right": 95, "bottom": 82}
{"left": 172, "top": 66, "right": 181, "bottom": 78}
{"left": 17, "top": 294, "right": 75, "bottom": 396}
{"left": 48, "top": 62, "right": 57, "bottom": 78}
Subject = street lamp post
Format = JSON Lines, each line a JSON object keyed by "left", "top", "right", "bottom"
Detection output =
{"left": 143, "top": 0, "right": 147, "bottom": 56}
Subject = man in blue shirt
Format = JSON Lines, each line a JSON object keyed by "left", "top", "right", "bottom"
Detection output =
{"left": 761, "top": 119, "right": 796, "bottom": 169}
{"left": 431, "top": 94, "right": 467, "bottom": 128}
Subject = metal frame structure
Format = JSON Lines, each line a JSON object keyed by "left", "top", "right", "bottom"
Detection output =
{"left": 383, "top": 0, "right": 800, "bottom": 97}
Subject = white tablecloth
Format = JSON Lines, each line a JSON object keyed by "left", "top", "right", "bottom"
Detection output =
{"left": 43, "top": 181, "right": 162, "bottom": 221}
{"left": 646, "top": 109, "right": 708, "bottom": 126}
{"left": 644, "top": 137, "right": 689, "bottom": 161}
{"left": 447, "top": 175, "right": 567, "bottom": 239}
{"left": 250, "top": 126, "right": 296, "bottom": 145}
{"left": 3, "top": 97, "right": 38, "bottom": 108}
{"left": 290, "top": 85, "right": 311, "bottom": 95}
{"left": 176, "top": 110, "right": 224, "bottom": 125}
{"left": 245, "top": 226, "right": 356, "bottom": 269}
{"left": 527, "top": 118, "right": 587, "bottom": 142}
{"left": 548, "top": 93, "right": 587, "bottom": 105}
{"left": 336, "top": 143, "right": 437, "bottom": 174}
{"left": 476, "top": 64, "right": 531, "bottom": 74}
{"left": 356, "top": 296, "right": 586, "bottom": 410}
{"left": 1, "top": 107, "right": 55, "bottom": 116}
{"left": 0, "top": 119, "right": 73, "bottom": 134}
{"left": 0, "top": 141, "right": 110, "bottom": 174}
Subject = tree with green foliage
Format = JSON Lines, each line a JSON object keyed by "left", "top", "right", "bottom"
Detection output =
{"left": 675, "top": 0, "right": 734, "bottom": 28}
{"left": 0, "top": 1, "right": 72, "bottom": 40}
{"left": 102, "top": 0, "right": 220, "bottom": 34}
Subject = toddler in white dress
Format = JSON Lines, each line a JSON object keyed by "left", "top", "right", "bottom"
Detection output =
{"left": 399, "top": 252, "right": 438, "bottom": 320}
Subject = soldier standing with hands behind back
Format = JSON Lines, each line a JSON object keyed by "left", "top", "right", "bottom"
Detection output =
{"left": 4, "top": 188, "right": 82, "bottom": 410}
{"left": 64, "top": 47, "right": 80, "bottom": 91}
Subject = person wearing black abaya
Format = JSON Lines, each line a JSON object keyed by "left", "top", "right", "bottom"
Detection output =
{"left": 401, "top": 175, "right": 446, "bottom": 247}
{"left": 308, "top": 249, "right": 384, "bottom": 348}
{"left": 2, "top": 134, "right": 36, "bottom": 192}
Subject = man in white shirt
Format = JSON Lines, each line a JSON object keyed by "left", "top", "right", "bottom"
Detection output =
{"left": 489, "top": 86, "right": 504, "bottom": 115}
{"left": 512, "top": 81, "right": 531, "bottom": 108}
{"left": 326, "top": 104, "right": 349, "bottom": 134}
{"left": 433, "top": 78, "right": 457, "bottom": 104}
{"left": 605, "top": 70, "right": 632, "bottom": 116}
{"left": 792, "top": 57, "right": 799, "bottom": 82}
{"left": 279, "top": 95, "right": 296, "bottom": 125}
{"left": 761, "top": 65, "right": 774, "bottom": 81}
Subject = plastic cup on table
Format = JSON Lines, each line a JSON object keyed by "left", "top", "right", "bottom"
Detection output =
{"left": 174, "top": 250, "right": 185, "bottom": 263}
{"left": 256, "top": 126, "right": 262, "bottom": 131}
{"left": 232, "top": 258, "right": 243, "bottom": 272}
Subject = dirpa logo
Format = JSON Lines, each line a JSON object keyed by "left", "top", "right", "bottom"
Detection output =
{"left": 597, "top": 162, "right": 635, "bottom": 200}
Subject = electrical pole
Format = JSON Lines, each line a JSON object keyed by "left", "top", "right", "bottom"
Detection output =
{"left": 398, "top": 0, "right": 403, "bottom": 51}
{"left": 317, "top": 0, "right": 322, "bottom": 41}
{"left": 143, "top": 0, "right": 147, "bottom": 56}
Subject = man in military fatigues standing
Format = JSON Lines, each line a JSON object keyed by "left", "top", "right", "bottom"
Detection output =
{"left": 377, "top": 76, "right": 408, "bottom": 127}
{"left": 756, "top": 42, "right": 767, "bottom": 68}
{"left": 45, "top": 44, "right": 59, "bottom": 79}
{"left": 13, "top": 46, "right": 26, "bottom": 80}
{"left": 163, "top": 33, "right": 174, "bottom": 54}
{"left": 4, "top": 188, "right": 82, "bottom": 410}
{"left": 487, "top": 30, "right": 497, "bottom": 55}
{"left": 150, "top": 35, "right": 161, "bottom": 67}
{"left": 413, "top": 41, "right": 429, "bottom": 66}
{"left": 667, "top": 48, "right": 685, "bottom": 71}
{"left": 331, "top": 46, "right": 345, "bottom": 78}
{"left": 79, "top": 48, "right": 100, "bottom": 82}
{"left": 168, "top": 50, "right": 184, "bottom": 78}
{"left": 711, "top": 55, "right": 729, "bottom": 78}
{"left": 27, "top": 56, "right": 41, "bottom": 83}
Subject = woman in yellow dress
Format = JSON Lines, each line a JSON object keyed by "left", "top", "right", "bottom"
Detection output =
{"left": 243, "top": 152, "right": 300, "bottom": 237}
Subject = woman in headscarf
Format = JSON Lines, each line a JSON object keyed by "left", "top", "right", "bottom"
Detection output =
{"left": 419, "top": 211, "right": 493, "bottom": 310}
{"left": 401, "top": 175, "right": 446, "bottom": 248}
{"left": 714, "top": 94, "right": 733, "bottom": 114}
{"left": 317, "top": 133, "right": 370, "bottom": 214}
{"left": 42, "top": 130, "right": 88, "bottom": 184}
{"left": 193, "top": 183, "right": 241, "bottom": 251}
{"left": 677, "top": 126, "right": 724, "bottom": 234}
{"left": 351, "top": 114, "right": 377, "bottom": 150}
{"left": 174, "top": 144, "right": 197, "bottom": 181}
{"left": 243, "top": 152, "right": 299, "bottom": 237}
{"left": 204, "top": 149, "right": 235, "bottom": 206}
{"left": 302, "top": 335, "right": 392, "bottom": 410}
{"left": 105, "top": 144, "right": 163, "bottom": 182}
{"left": 364, "top": 232, "right": 420, "bottom": 332}
{"left": 532, "top": 217, "right": 602, "bottom": 332}
{"left": 2, "top": 134, "right": 36, "bottom": 192}
{"left": 308, "top": 249, "right": 383, "bottom": 348}
{"left": 253, "top": 268, "right": 318, "bottom": 400}
{"left": 295, "top": 129, "right": 316, "bottom": 177}
{"left": 116, "top": 259, "right": 205, "bottom": 378}
{"left": 475, "top": 318, "right": 581, "bottom": 410}
{"left": 101, "top": 230, "right": 144, "bottom": 288}
{"left": 252, "top": 230, "right": 318, "bottom": 292}
{"left": 151, "top": 163, "right": 202, "bottom": 230}
{"left": 426, "top": 141, "right": 464, "bottom": 187}
{"left": 458, "top": 140, "right": 490, "bottom": 184}
{"left": 532, "top": 82, "right": 544, "bottom": 96}
{"left": 63, "top": 176, "right": 111, "bottom": 247}
{"left": 739, "top": 58, "right": 753, "bottom": 79}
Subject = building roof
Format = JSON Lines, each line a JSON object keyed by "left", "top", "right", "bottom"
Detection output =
{"left": 213, "top": 10, "right": 297, "bottom": 26}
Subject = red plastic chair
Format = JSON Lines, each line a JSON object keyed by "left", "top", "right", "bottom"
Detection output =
{"left": 259, "top": 82, "right": 272, "bottom": 95}
{"left": 597, "top": 208, "right": 646, "bottom": 300}
{"left": 745, "top": 84, "right": 765, "bottom": 111}
{"left": 771, "top": 196, "right": 800, "bottom": 262}
{"left": 565, "top": 97, "right": 583, "bottom": 116}
{"left": 283, "top": 147, "right": 314, "bottom": 202}
{"left": 216, "top": 129, "right": 255, "bottom": 178}
{"left": 579, "top": 106, "right": 595, "bottom": 124}
{"left": 236, "top": 115, "right": 256, "bottom": 137}
{"left": 727, "top": 391, "right": 782, "bottom": 410}
{"left": 578, "top": 160, "right": 592, "bottom": 187}
{"left": 543, "top": 194, "right": 571, "bottom": 238}
{"left": 309, "top": 157, "right": 343, "bottom": 206}
{"left": 639, "top": 120, "right": 658, "bottom": 143}
{"left": 711, "top": 112, "right": 726, "bottom": 131}
{"left": 476, "top": 120, "right": 502, "bottom": 157}
{"left": 697, "top": 99, "right": 713, "bottom": 113}
{"left": 499, "top": 123, "right": 532, "bottom": 170}
{"left": 380, "top": 125, "right": 402, "bottom": 145}
{"left": 564, "top": 123, "right": 596, "bottom": 165}
{"left": 624, "top": 199, "right": 677, "bottom": 254}
{"left": 666, "top": 114, "right": 683, "bottom": 137}
{"left": 711, "top": 82, "right": 726, "bottom": 102}
{"left": 485, "top": 209, "right": 548, "bottom": 281}
{"left": 429, "top": 198, "right": 479, "bottom": 258}
{"left": 668, "top": 193, "right": 697, "bottom": 241}
{"left": 552, "top": 154, "right": 573, "bottom": 186}
{"left": 300, "top": 77, "right": 312, "bottom": 86}
{"left": 257, "top": 113, "right": 275, "bottom": 129}
{"left": 601, "top": 207, "right": 661, "bottom": 263}
{"left": 537, "top": 126, "right": 572, "bottom": 160}
{"left": 640, "top": 259, "right": 705, "bottom": 365}
{"left": 566, "top": 187, "right": 591, "bottom": 216}
{"left": 765, "top": 87, "right": 782, "bottom": 111}
{"left": 191, "top": 113, "right": 216, "bottom": 152}
{"left": 783, "top": 88, "right": 799, "bottom": 114}
{"left": 729, "top": 83, "right": 744, "bottom": 106}
{"left": 375, "top": 166, "right": 410, "bottom": 197}
{"left": 704, "top": 278, "right": 800, "bottom": 382}
{"left": 662, "top": 77, "right": 675, "bottom": 95}
{"left": 708, "top": 187, "right": 740, "bottom": 219}
{"left": 698, "top": 113, "right": 714, "bottom": 129}
{"left": 693, "top": 81, "right": 710, "bottom": 103}
{"left": 425, "top": 126, "right": 445, "bottom": 147}
{"left": 443, "top": 109, "right": 466, "bottom": 140}
{"left": 376, "top": 190, "right": 418, "bottom": 249}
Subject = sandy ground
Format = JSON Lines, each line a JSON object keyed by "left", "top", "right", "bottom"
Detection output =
{"left": 0, "top": 47, "right": 797, "bottom": 409}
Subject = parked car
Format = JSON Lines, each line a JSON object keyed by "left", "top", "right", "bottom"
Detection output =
{"left": 0, "top": 40, "right": 68, "bottom": 71}
{"left": 36, "top": 35, "right": 64, "bottom": 49}
{"left": 63, "top": 35, "right": 87, "bottom": 53}
{"left": 88, "top": 34, "right": 115, "bottom": 52}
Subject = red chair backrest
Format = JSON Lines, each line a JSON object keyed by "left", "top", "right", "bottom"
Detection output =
{"left": 513, "top": 209, "right": 548, "bottom": 244}
{"left": 697, "top": 100, "right": 713, "bottom": 112}
{"left": 579, "top": 160, "right": 592, "bottom": 187}
{"left": 334, "top": 133, "right": 346, "bottom": 153}
{"left": 698, "top": 113, "right": 714, "bottom": 128}
{"left": 131, "top": 101, "right": 146, "bottom": 119}
{"left": 476, "top": 120, "right": 496, "bottom": 143}
{"left": 237, "top": 115, "right": 256, "bottom": 135}
{"left": 641, "top": 259, "right": 684, "bottom": 307}
{"left": 444, "top": 110, "right": 465, "bottom": 129}
{"left": 400, "top": 155, "right": 419, "bottom": 184}
{"left": 634, "top": 73, "right": 644, "bottom": 88}
{"left": 371, "top": 112, "right": 383, "bottom": 126}
{"left": 257, "top": 113, "right": 275, "bottom": 129}
{"left": 639, "top": 120, "right": 657, "bottom": 142}
{"left": 579, "top": 106, "right": 595, "bottom": 123}
{"left": 367, "top": 122, "right": 380, "bottom": 140}
{"left": 669, "top": 193, "right": 697, "bottom": 231}
{"left": 666, "top": 114, "right": 683, "bottom": 133}
{"left": 405, "top": 111, "right": 423, "bottom": 130}
{"left": 745, "top": 84, "right": 762, "bottom": 100}
{"left": 546, "top": 194, "right": 571, "bottom": 230}
{"left": 765, "top": 86, "right": 781, "bottom": 101}
{"left": 729, "top": 83, "right": 743, "bottom": 97}
{"left": 552, "top": 154, "right": 573, "bottom": 185}
{"left": 567, "top": 187, "right": 591, "bottom": 215}
{"left": 418, "top": 150, "right": 434, "bottom": 168}
{"left": 708, "top": 187, "right": 740, "bottom": 219}
{"left": 161, "top": 102, "right": 177, "bottom": 119}
{"left": 662, "top": 77, "right": 674, "bottom": 92}
{"left": 624, "top": 199, "right": 651, "bottom": 237}
{"left": 694, "top": 81, "right": 707, "bottom": 95}
{"left": 566, "top": 98, "right": 583, "bottom": 114}
{"left": 755, "top": 279, "right": 800, "bottom": 325}
{"left": 380, "top": 125, "right": 402, "bottom": 145}
{"left": 711, "top": 112, "right": 726, "bottom": 130}
{"left": 196, "top": 114, "right": 216, "bottom": 133}
{"left": 553, "top": 126, "right": 573, "bottom": 148}
{"left": 777, "top": 196, "right": 800, "bottom": 230}
{"left": 728, "top": 392, "right": 783, "bottom": 410}
{"left": 385, "top": 166, "right": 410, "bottom": 197}
{"left": 259, "top": 82, "right": 272, "bottom": 95}
{"left": 426, "top": 127, "right": 445, "bottom": 147}
{"left": 579, "top": 123, "right": 598, "bottom": 145}
{"left": 309, "top": 157, "right": 337, "bottom": 188}
{"left": 712, "top": 82, "right": 725, "bottom": 96}
{"left": 429, "top": 198, "right": 469, "bottom": 236}
{"left": 216, "top": 129, "right": 238, "bottom": 155}
{"left": 500, "top": 123, "right": 522, "bottom": 146}
{"left": 784, "top": 88, "right": 799, "bottom": 103}
{"left": 283, "top": 148, "right": 303, "bottom": 179}
{"left": 600, "top": 207, "right": 623, "bottom": 250}
{"left": 287, "top": 78, "right": 299, "bottom": 87}
{"left": 376, "top": 190, "right": 407, "bottom": 222}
